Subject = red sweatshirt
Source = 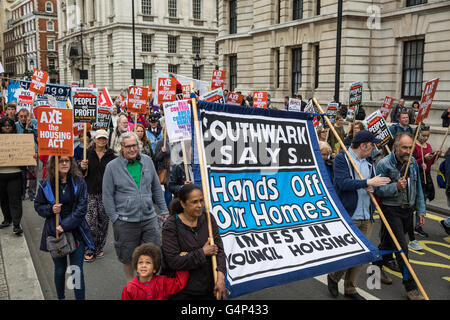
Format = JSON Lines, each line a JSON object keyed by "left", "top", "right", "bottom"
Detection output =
{"left": 121, "top": 270, "right": 189, "bottom": 300}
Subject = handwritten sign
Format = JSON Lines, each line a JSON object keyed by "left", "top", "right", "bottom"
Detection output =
{"left": 0, "top": 134, "right": 36, "bottom": 167}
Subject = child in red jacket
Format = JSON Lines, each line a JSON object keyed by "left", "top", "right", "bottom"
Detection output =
{"left": 121, "top": 243, "right": 188, "bottom": 300}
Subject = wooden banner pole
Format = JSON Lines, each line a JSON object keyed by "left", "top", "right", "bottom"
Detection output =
{"left": 421, "top": 144, "right": 427, "bottom": 184}
{"left": 190, "top": 81, "right": 218, "bottom": 291}
{"left": 134, "top": 113, "right": 138, "bottom": 133}
{"left": 437, "top": 125, "right": 450, "bottom": 156}
{"left": 403, "top": 122, "right": 422, "bottom": 180}
{"left": 83, "top": 122, "right": 87, "bottom": 161}
{"left": 181, "top": 140, "right": 190, "bottom": 182}
{"left": 313, "top": 98, "right": 430, "bottom": 300}
{"left": 55, "top": 156, "right": 60, "bottom": 239}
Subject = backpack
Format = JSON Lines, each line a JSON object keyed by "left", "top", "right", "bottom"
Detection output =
{"left": 437, "top": 160, "right": 446, "bottom": 188}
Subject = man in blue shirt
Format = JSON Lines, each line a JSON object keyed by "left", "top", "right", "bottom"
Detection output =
{"left": 327, "top": 130, "right": 391, "bottom": 300}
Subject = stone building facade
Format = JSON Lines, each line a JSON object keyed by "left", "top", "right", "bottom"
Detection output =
{"left": 2, "top": 0, "right": 59, "bottom": 82}
{"left": 217, "top": 0, "right": 450, "bottom": 121}
{"left": 57, "top": 0, "right": 219, "bottom": 96}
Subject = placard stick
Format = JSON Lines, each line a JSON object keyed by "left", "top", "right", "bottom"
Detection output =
{"left": 55, "top": 156, "right": 60, "bottom": 239}
{"left": 437, "top": 125, "right": 450, "bottom": 155}
{"left": 421, "top": 144, "right": 427, "bottom": 184}
{"left": 190, "top": 81, "right": 218, "bottom": 290}
{"left": 181, "top": 140, "right": 190, "bottom": 182}
{"left": 385, "top": 145, "right": 391, "bottom": 154}
{"left": 403, "top": 122, "right": 422, "bottom": 180}
{"left": 134, "top": 113, "right": 138, "bottom": 133}
{"left": 313, "top": 98, "right": 430, "bottom": 300}
{"left": 83, "top": 122, "right": 87, "bottom": 161}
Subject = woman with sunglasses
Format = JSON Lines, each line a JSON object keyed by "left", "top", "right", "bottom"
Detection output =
{"left": 0, "top": 117, "right": 24, "bottom": 235}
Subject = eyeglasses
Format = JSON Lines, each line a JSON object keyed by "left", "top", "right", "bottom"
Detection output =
{"left": 59, "top": 159, "right": 71, "bottom": 164}
{"left": 122, "top": 144, "right": 138, "bottom": 150}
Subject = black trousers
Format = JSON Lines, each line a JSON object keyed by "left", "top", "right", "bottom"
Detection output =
{"left": 0, "top": 172, "right": 23, "bottom": 227}
{"left": 375, "top": 204, "right": 417, "bottom": 292}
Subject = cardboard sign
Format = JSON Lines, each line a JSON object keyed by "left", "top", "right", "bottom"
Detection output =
{"left": 182, "top": 85, "right": 191, "bottom": 100}
{"left": 0, "top": 134, "right": 36, "bottom": 167}
{"left": 29, "top": 69, "right": 49, "bottom": 95}
{"left": 92, "top": 106, "right": 113, "bottom": 131}
{"left": 415, "top": 78, "right": 440, "bottom": 125}
{"left": 326, "top": 103, "right": 339, "bottom": 124}
{"left": 347, "top": 81, "right": 363, "bottom": 121}
{"left": 288, "top": 98, "right": 303, "bottom": 112}
{"left": 226, "top": 92, "right": 244, "bottom": 106}
{"left": 127, "top": 86, "right": 149, "bottom": 114}
{"left": 98, "top": 88, "right": 113, "bottom": 107}
{"left": 364, "top": 110, "right": 393, "bottom": 150}
{"left": 72, "top": 87, "right": 98, "bottom": 123}
{"left": 73, "top": 122, "right": 92, "bottom": 137}
{"left": 157, "top": 77, "right": 177, "bottom": 104}
{"left": 163, "top": 100, "right": 191, "bottom": 142}
{"left": 199, "top": 88, "right": 225, "bottom": 104}
{"left": 37, "top": 108, "right": 73, "bottom": 156}
{"left": 211, "top": 70, "right": 226, "bottom": 90}
{"left": 253, "top": 91, "right": 268, "bottom": 109}
{"left": 380, "top": 96, "right": 394, "bottom": 120}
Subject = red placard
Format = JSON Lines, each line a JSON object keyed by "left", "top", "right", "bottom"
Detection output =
{"left": 182, "top": 85, "right": 191, "bottom": 100}
{"left": 146, "top": 85, "right": 153, "bottom": 100}
{"left": 415, "top": 78, "right": 439, "bottom": 124}
{"left": 73, "top": 122, "right": 92, "bottom": 136}
{"left": 211, "top": 70, "right": 226, "bottom": 90}
{"left": 253, "top": 91, "right": 268, "bottom": 109}
{"left": 29, "top": 69, "right": 49, "bottom": 95}
{"left": 380, "top": 96, "right": 394, "bottom": 120}
{"left": 127, "top": 86, "right": 149, "bottom": 114}
{"left": 116, "top": 94, "right": 127, "bottom": 110}
{"left": 158, "top": 77, "right": 177, "bottom": 104}
{"left": 226, "top": 92, "right": 244, "bottom": 106}
{"left": 37, "top": 108, "right": 73, "bottom": 156}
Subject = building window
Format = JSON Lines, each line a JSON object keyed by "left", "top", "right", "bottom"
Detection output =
{"left": 168, "top": 64, "right": 178, "bottom": 74}
{"left": 168, "top": 35, "right": 177, "bottom": 53}
{"left": 143, "top": 63, "right": 153, "bottom": 86}
{"left": 168, "top": 0, "right": 177, "bottom": 17}
{"left": 229, "top": 55, "right": 237, "bottom": 92}
{"left": 229, "top": 0, "right": 237, "bottom": 34}
{"left": 277, "top": 0, "right": 281, "bottom": 23}
{"left": 193, "top": 65, "right": 201, "bottom": 80}
{"left": 192, "top": 37, "right": 201, "bottom": 55}
{"left": 316, "top": 0, "right": 321, "bottom": 15}
{"left": 142, "top": 0, "right": 152, "bottom": 15}
{"left": 47, "top": 21, "right": 54, "bottom": 31}
{"left": 292, "top": 48, "right": 302, "bottom": 96}
{"left": 45, "top": 1, "right": 53, "bottom": 13}
{"left": 47, "top": 38, "right": 55, "bottom": 51}
{"left": 142, "top": 34, "right": 152, "bottom": 52}
{"left": 402, "top": 39, "right": 424, "bottom": 99}
{"left": 293, "top": 0, "right": 303, "bottom": 20}
{"left": 314, "top": 44, "right": 319, "bottom": 89}
{"left": 406, "top": 0, "right": 427, "bottom": 7}
{"left": 108, "top": 34, "right": 113, "bottom": 55}
{"left": 193, "top": 0, "right": 201, "bottom": 19}
{"left": 215, "top": 42, "right": 219, "bottom": 55}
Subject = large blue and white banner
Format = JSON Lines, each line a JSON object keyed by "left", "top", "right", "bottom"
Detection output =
{"left": 20, "top": 80, "right": 71, "bottom": 109}
{"left": 192, "top": 100, "right": 379, "bottom": 298}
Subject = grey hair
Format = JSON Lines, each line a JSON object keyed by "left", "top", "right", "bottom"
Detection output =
{"left": 393, "top": 132, "right": 412, "bottom": 148}
{"left": 119, "top": 131, "right": 141, "bottom": 151}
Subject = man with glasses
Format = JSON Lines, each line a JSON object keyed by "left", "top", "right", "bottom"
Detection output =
{"left": 15, "top": 108, "right": 38, "bottom": 201}
{"left": 102, "top": 131, "right": 169, "bottom": 282}
{"left": 108, "top": 112, "right": 129, "bottom": 156}
{"left": 327, "top": 130, "right": 391, "bottom": 300}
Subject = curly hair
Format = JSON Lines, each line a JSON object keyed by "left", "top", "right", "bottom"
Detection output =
{"left": 0, "top": 116, "right": 17, "bottom": 133}
{"left": 131, "top": 243, "right": 162, "bottom": 274}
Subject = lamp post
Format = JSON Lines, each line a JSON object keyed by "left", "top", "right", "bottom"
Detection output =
{"left": 80, "top": 23, "right": 85, "bottom": 86}
{"left": 334, "top": 0, "right": 343, "bottom": 103}
{"left": 132, "top": 0, "right": 136, "bottom": 85}
{"left": 194, "top": 53, "right": 201, "bottom": 80}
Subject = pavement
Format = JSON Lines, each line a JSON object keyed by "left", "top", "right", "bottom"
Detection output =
{"left": 0, "top": 169, "right": 448, "bottom": 301}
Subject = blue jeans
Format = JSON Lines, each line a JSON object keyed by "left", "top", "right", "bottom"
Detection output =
{"left": 52, "top": 238, "right": 85, "bottom": 300}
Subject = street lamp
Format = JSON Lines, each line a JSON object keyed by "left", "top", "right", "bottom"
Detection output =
{"left": 193, "top": 53, "right": 201, "bottom": 80}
